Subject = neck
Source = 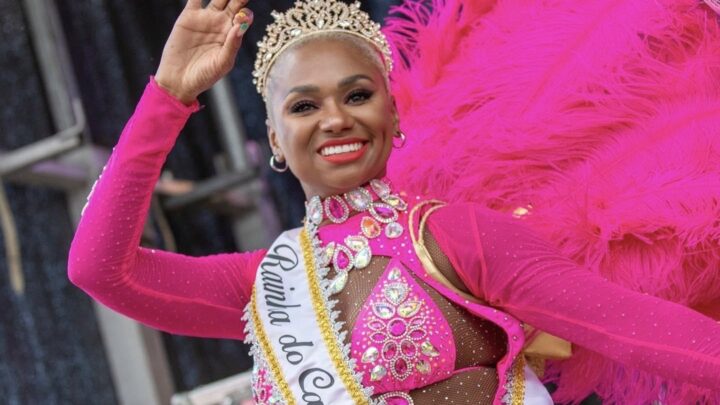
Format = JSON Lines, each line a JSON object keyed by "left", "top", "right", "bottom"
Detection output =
{"left": 301, "top": 173, "right": 388, "bottom": 200}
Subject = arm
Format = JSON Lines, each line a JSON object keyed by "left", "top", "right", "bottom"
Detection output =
{"left": 427, "top": 203, "right": 720, "bottom": 390}
{"left": 68, "top": 79, "right": 266, "bottom": 340}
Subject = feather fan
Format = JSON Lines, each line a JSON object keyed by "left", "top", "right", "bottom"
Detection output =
{"left": 384, "top": 0, "right": 720, "bottom": 403}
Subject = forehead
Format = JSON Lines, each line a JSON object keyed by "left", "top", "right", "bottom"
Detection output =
{"left": 269, "top": 38, "right": 384, "bottom": 93}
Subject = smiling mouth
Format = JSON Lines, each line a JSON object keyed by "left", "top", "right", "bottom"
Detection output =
{"left": 320, "top": 142, "right": 365, "bottom": 156}
{"left": 318, "top": 140, "right": 369, "bottom": 164}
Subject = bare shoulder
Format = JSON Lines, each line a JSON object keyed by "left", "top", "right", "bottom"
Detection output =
{"left": 421, "top": 226, "right": 472, "bottom": 295}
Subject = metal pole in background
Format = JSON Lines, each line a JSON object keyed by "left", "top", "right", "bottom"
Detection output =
{"left": 20, "top": 1, "right": 176, "bottom": 404}
{"left": 207, "top": 79, "right": 281, "bottom": 250}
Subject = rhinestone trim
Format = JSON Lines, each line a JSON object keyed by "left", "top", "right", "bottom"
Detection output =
{"left": 300, "top": 227, "right": 375, "bottom": 404}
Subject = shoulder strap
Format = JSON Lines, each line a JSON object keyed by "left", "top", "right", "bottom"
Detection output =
{"left": 409, "top": 200, "right": 486, "bottom": 304}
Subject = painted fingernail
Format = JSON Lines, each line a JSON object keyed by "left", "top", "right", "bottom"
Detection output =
{"left": 235, "top": 8, "right": 253, "bottom": 22}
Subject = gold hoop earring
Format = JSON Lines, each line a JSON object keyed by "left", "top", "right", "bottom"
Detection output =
{"left": 393, "top": 130, "right": 406, "bottom": 149}
{"left": 269, "top": 155, "right": 288, "bottom": 173}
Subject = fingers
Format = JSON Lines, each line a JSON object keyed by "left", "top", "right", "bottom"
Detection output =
{"left": 226, "top": 0, "right": 248, "bottom": 16}
{"left": 232, "top": 8, "right": 253, "bottom": 29}
{"left": 209, "top": 0, "right": 230, "bottom": 10}
{"left": 185, "top": 0, "right": 202, "bottom": 10}
{"left": 220, "top": 8, "right": 253, "bottom": 66}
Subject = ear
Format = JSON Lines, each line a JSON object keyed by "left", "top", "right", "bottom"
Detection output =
{"left": 266, "top": 119, "right": 283, "bottom": 158}
{"left": 390, "top": 95, "right": 400, "bottom": 132}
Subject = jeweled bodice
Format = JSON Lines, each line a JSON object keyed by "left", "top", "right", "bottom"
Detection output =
{"left": 315, "top": 188, "right": 507, "bottom": 398}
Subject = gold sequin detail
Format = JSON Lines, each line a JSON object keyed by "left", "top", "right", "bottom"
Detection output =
{"left": 300, "top": 229, "right": 370, "bottom": 405}
{"left": 509, "top": 356, "right": 527, "bottom": 405}
{"left": 250, "top": 289, "right": 295, "bottom": 405}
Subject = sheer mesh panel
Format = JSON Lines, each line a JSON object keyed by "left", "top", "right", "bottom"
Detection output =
{"left": 405, "top": 367, "right": 498, "bottom": 404}
{"left": 328, "top": 224, "right": 506, "bottom": 399}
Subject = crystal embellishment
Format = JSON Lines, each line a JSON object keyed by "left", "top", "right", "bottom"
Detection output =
{"left": 324, "top": 195, "right": 349, "bottom": 223}
{"left": 307, "top": 196, "right": 323, "bottom": 225}
{"left": 416, "top": 359, "right": 431, "bottom": 374}
{"left": 332, "top": 245, "right": 354, "bottom": 273}
{"left": 388, "top": 267, "right": 401, "bottom": 280}
{"left": 253, "top": 0, "right": 394, "bottom": 99}
{"left": 329, "top": 272, "right": 349, "bottom": 294}
{"left": 370, "top": 365, "right": 387, "bottom": 381}
{"left": 383, "top": 282, "right": 409, "bottom": 305}
{"left": 361, "top": 217, "right": 382, "bottom": 238}
{"left": 354, "top": 247, "right": 372, "bottom": 269}
{"left": 319, "top": 242, "right": 335, "bottom": 267}
{"left": 385, "top": 221, "right": 404, "bottom": 239}
{"left": 369, "top": 202, "right": 398, "bottom": 224}
{"left": 345, "top": 188, "right": 372, "bottom": 211}
{"left": 398, "top": 301, "right": 421, "bottom": 318}
{"left": 373, "top": 302, "right": 395, "bottom": 319}
{"left": 362, "top": 346, "right": 379, "bottom": 363}
{"left": 344, "top": 235, "right": 368, "bottom": 251}
{"left": 383, "top": 194, "right": 408, "bottom": 210}
{"left": 354, "top": 265, "right": 450, "bottom": 384}
{"left": 370, "top": 179, "right": 391, "bottom": 198}
{"left": 421, "top": 341, "right": 440, "bottom": 357}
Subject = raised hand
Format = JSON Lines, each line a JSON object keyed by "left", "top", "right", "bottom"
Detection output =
{"left": 155, "top": 0, "right": 254, "bottom": 104}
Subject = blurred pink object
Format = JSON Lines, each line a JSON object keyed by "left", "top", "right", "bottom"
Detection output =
{"left": 385, "top": 0, "right": 720, "bottom": 403}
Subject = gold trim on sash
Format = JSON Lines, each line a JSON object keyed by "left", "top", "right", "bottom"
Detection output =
{"left": 299, "top": 229, "right": 370, "bottom": 405}
{"left": 509, "top": 356, "right": 527, "bottom": 405}
{"left": 250, "top": 290, "right": 296, "bottom": 404}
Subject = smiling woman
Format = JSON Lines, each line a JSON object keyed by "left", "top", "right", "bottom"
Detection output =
{"left": 265, "top": 37, "right": 397, "bottom": 198}
{"left": 67, "top": 0, "right": 720, "bottom": 404}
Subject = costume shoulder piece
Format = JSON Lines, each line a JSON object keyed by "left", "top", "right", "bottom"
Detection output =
{"left": 384, "top": 0, "right": 720, "bottom": 403}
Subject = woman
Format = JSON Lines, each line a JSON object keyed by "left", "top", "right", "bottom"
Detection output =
{"left": 68, "top": 0, "right": 720, "bottom": 404}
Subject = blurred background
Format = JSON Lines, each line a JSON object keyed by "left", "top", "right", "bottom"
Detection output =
{"left": 0, "top": 0, "right": 399, "bottom": 404}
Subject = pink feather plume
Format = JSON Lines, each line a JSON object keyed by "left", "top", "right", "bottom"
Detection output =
{"left": 384, "top": 0, "right": 720, "bottom": 403}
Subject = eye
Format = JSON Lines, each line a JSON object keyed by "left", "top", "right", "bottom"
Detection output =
{"left": 289, "top": 100, "right": 317, "bottom": 114}
{"left": 346, "top": 89, "right": 373, "bottom": 104}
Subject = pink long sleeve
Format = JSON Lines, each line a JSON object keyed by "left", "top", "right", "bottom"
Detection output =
{"left": 68, "top": 79, "right": 266, "bottom": 340}
{"left": 427, "top": 203, "right": 720, "bottom": 392}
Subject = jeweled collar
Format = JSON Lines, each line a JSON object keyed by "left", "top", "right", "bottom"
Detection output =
{"left": 304, "top": 178, "right": 409, "bottom": 294}
{"left": 305, "top": 178, "right": 408, "bottom": 225}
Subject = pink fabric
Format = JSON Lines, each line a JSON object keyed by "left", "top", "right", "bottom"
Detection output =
{"left": 350, "top": 258, "right": 456, "bottom": 392}
{"left": 67, "top": 78, "right": 266, "bottom": 340}
{"left": 384, "top": 0, "right": 720, "bottom": 402}
{"left": 427, "top": 204, "right": 720, "bottom": 400}
{"left": 69, "top": 79, "right": 720, "bottom": 403}
{"left": 318, "top": 199, "right": 526, "bottom": 403}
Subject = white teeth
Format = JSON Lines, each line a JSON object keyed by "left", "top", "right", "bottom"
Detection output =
{"left": 321, "top": 142, "right": 363, "bottom": 156}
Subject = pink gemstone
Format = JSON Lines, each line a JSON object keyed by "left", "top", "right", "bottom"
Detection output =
{"left": 371, "top": 332, "right": 386, "bottom": 343}
{"left": 400, "top": 340, "right": 416, "bottom": 357}
{"left": 389, "top": 319, "right": 406, "bottom": 337}
{"left": 336, "top": 250, "right": 350, "bottom": 269}
{"left": 328, "top": 197, "right": 346, "bottom": 219}
{"left": 368, "top": 320, "right": 385, "bottom": 331}
{"left": 394, "top": 358, "right": 408, "bottom": 375}
{"left": 375, "top": 205, "right": 394, "bottom": 218}
{"left": 382, "top": 341, "right": 398, "bottom": 359}
{"left": 410, "top": 329, "right": 427, "bottom": 340}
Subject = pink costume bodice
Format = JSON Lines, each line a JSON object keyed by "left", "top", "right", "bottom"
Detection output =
{"left": 68, "top": 80, "right": 720, "bottom": 404}
{"left": 316, "top": 202, "right": 525, "bottom": 403}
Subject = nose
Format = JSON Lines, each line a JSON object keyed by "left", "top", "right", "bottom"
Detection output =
{"left": 319, "top": 101, "right": 354, "bottom": 134}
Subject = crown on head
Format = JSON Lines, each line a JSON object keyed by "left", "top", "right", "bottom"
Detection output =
{"left": 253, "top": 0, "right": 393, "bottom": 99}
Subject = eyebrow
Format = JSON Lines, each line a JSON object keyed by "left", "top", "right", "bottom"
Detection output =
{"left": 285, "top": 74, "right": 374, "bottom": 97}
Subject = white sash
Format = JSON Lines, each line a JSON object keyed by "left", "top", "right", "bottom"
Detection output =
{"left": 248, "top": 228, "right": 548, "bottom": 405}
{"left": 250, "top": 228, "right": 370, "bottom": 405}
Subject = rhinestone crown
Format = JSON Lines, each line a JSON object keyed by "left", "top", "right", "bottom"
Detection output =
{"left": 253, "top": 0, "right": 393, "bottom": 99}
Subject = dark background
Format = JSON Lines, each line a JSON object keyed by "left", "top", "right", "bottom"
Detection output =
{"left": 0, "top": 0, "right": 399, "bottom": 403}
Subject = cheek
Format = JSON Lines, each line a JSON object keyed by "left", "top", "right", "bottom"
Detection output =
{"left": 278, "top": 121, "right": 314, "bottom": 158}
